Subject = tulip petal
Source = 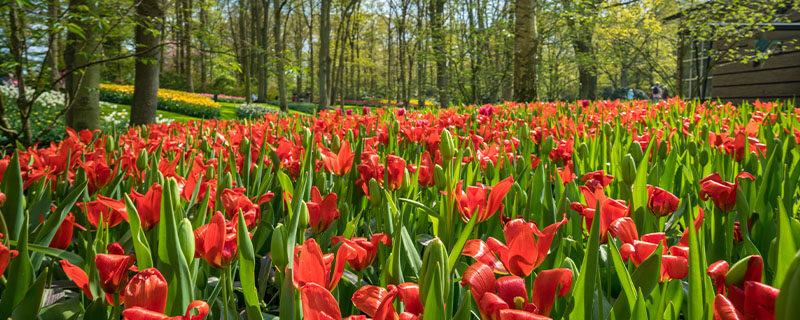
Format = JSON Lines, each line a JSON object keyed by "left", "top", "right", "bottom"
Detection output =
{"left": 713, "top": 294, "right": 744, "bottom": 320}
{"left": 352, "top": 286, "right": 388, "bottom": 317}
{"left": 531, "top": 268, "right": 573, "bottom": 317}
{"left": 300, "top": 283, "right": 343, "bottom": 320}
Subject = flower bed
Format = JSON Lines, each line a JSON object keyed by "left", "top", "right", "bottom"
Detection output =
{"left": 0, "top": 99, "right": 797, "bottom": 319}
{"left": 99, "top": 84, "right": 221, "bottom": 118}
{"left": 235, "top": 103, "right": 277, "bottom": 119}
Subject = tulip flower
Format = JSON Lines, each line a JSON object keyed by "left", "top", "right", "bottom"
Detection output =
{"left": 386, "top": 155, "right": 406, "bottom": 190}
{"left": 608, "top": 217, "right": 689, "bottom": 282}
{"left": 453, "top": 176, "right": 514, "bottom": 223}
{"left": 699, "top": 172, "right": 755, "bottom": 213}
{"left": 80, "top": 160, "right": 114, "bottom": 194}
{"left": 96, "top": 242, "right": 137, "bottom": 294}
{"left": 0, "top": 233, "right": 18, "bottom": 277}
{"left": 299, "top": 283, "right": 367, "bottom": 320}
{"left": 122, "top": 300, "right": 210, "bottom": 320}
{"left": 570, "top": 186, "right": 629, "bottom": 243}
{"left": 330, "top": 233, "right": 391, "bottom": 272}
{"left": 81, "top": 196, "right": 129, "bottom": 228}
{"left": 463, "top": 216, "right": 568, "bottom": 277}
{"left": 707, "top": 256, "right": 778, "bottom": 320}
{"left": 123, "top": 268, "right": 168, "bottom": 313}
{"left": 130, "top": 183, "right": 163, "bottom": 231}
{"left": 350, "top": 283, "right": 423, "bottom": 319}
{"left": 581, "top": 170, "right": 614, "bottom": 191}
{"left": 307, "top": 187, "right": 340, "bottom": 234}
{"left": 60, "top": 259, "right": 95, "bottom": 300}
{"left": 320, "top": 140, "right": 355, "bottom": 176}
{"left": 49, "top": 213, "right": 86, "bottom": 250}
{"left": 193, "top": 212, "right": 237, "bottom": 268}
{"left": 647, "top": 185, "right": 680, "bottom": 217}
{"left": 415, "top": 151, "right": 435, "bottom": 188}
{"left": 356, "top": 152, "right": 385, "bottom": 195}
{"left": 292, "top": 238, "right": 354, "bottom": 291}
{"left": 461, "top": 262, "right": 572, "bottom": 318}
{"left": 220, "top": 187, "right": 260, "bottom": 228}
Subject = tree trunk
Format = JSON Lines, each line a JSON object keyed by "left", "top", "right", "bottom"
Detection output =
{"left": 131, "top": 0, "right": 164, "bottom": 125}
{"left": 318, "top": 0, "right": 331, "bottom": 110}
{"left": 199, "top": 0, "right": 207, "bottom": 91}
{"left": 240, "top": 0, "right": 252, "bottom": 103}
{"left": 513, "top": 0, "right": 538, "bottom": 102}
{"left": 430, "top": 0, "right": 448, "bottom": 107}
{"left": 416, "top": 0, "right": 425, "bottom": 108}
{"left": 257, "top": 0, "right": 270, "bottom": 102}
{"left": 65, "top": 0, "right": 101, "bottom": 131}
{"left": 274, "top": 0, "right": 288, "bottom": 111}
{"left": 48, "top": 0, "right": 61, "bottom": 90}
{"left": 183, "top": 0, "right": 193, "bottom": 91}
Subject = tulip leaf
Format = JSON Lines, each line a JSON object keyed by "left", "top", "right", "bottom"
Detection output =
{"left": 38, "top": 296, "right": 84, "bottom": 320}
{"left": 1, "top": 152, "right": 24, "bottom": 240}
{"left": 400, "top": 226, "right": 423, "bottom": 275}
{"left": 124, "top": 194, "right": 153, "bottom": 270}
{"left": 571, "top": 199, "right": 601, "bottom": 320}
{"left": 632, "top": 137, "right": 654, "bottom": 233}
{"left": 160, "top": 178, "right": 193, "bottom": 315}
{"left": 775, "top": 198, "right": 797, "bottom": 287}
{"left": 83, "top": 298, "right": 108, "bottom": 320}
{"left": 0, "top": 210, "right": 32, "bottom": 319}
{"left": 686, "top": 204, "right": 704, "bottom": 320}
{"left": 34, "top": 181, "right": 86, "bottom": 247}
{"left": 453, "top": 289, "right": 473, "bottom": 320}
{"left": 10, "top": 267, "right": 48, "bottom": 320}
{"left": 399, "top": 198, "right": 439, "bottom": 218}
{"left": 608, "top": 238, "right": 636, "bottom": 318}
{"left": 237, "top": 210, "right": 263, "bottom": 320}
{"left": 448, "top": 213, "right": 476, "bottom": 273}
{"left": 776, "top": 249, "right": 800, "bottom": 318}
{"left": 631, "top": 287, "right": 647, "bottom": 320}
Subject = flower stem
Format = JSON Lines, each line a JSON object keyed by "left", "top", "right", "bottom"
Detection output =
{"left": 110, "top": 293, "right": 121, "bottom": 320}
{"left": 221, "top": 268, "right": 229, "bottom": 320}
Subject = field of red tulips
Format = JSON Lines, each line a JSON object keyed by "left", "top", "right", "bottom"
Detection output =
{"left": 1, "top": 98, "right": 800, "bottom": 320}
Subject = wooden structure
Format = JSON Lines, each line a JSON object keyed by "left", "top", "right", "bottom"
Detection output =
{"left": 673, "top": 10, "right": 800, "bottom": 103}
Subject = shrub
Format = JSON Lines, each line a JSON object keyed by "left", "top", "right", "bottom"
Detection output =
{"left": 99, "top": 84, "right": 221, "bottom": 119}
{"left": 269, "top": 101, "right": 317, "bottom": 114}
{"left": 236, "top": 103, "right": 276, "bottom": 119}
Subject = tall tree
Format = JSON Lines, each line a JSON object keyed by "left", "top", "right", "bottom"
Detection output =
{"left": 65, "top": 0, "right": 101, "bottom": 131}
{"left": 318, "top": 0, "right": 331, "bottom": 110}
{"left": 429, "top": 0, "right": 448, "bottom": 107}
{"left": 257, "top": 0, "right": 271, "bottom": 102}
{"left": 273, "top": 0, "right": 288, "bottom": 111}
{"left": 514, "top": 0, "right": 538, "bottom": 101}
{"left": 240, "top": 0, "right": 252, "bottom": 103}
{"left": 131, "top": 0, "right": 164, "bottom": 125}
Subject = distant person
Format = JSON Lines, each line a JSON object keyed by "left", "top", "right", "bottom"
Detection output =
{"left": 292, "top": 93, "right": 297, "bottom": 102}
{"left": 627, "top": 89, "right": 634, "bottom": 100}
{"left": 213, "top": 93, "right": 218, "bottom": 102}
{"left": 4, "top": 73, "right": 17, "bottom": 87}
{"left": 650, "top": 82, "right": 662, "bottom": 102}
{"left": 662, "top": 86, "right": 669, "bottom": 99}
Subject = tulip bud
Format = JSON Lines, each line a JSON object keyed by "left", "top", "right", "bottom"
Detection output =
{"left": 440, "top": 129, "right": 456, "bottom": 160}
{"left": 629, "top": 142, "right": 644, "bottom": 163}
{"left": 419, "top": 238, "right": 449, "bottom": 305}
{"left": 621, "top": 154, "right": 637, "bottom": 185}
{"left": 137, "top": 149, "right": 149, "bottom": 172}
{"left": 603, "top": 123, "right": 612, "bottom": 137}
{"left": 577, "top": 143, "right": 588, "bottom": 159}
{"left": 400, "top": 168, "right": 411, "bottom": 193}
{"left": 331, "top": 135, "right": 341, "bottom": 153}
{"left": 271, "top": 224, "right": 289, "bottom": 271}
{"left": 701, "top": 124, "right": 709, "bottom": 142}
{"left": 303, "top": 127, "right": 313, "bottom": 147}
{"left": 205, "top": 164, "right": 215, "bottom": 180}
{"left": 240, "top": 137, "right": 251, "bottom": 156}
{"left": 688, "top": 140, "right": 697, "bottom": 156}
{"left": 298, "top": 202, "right": 310, "bottom": 229}
{"left": 177, "top": 219, "right": 195, "bottom": 264}
{"left": 485, "top": 160, "right": 496, "bottom": 181}
{"left": 368, "top": 178, "right": 383, "bottom": 207}
{"left": 434, "top": 165, "right": 446, "bottom": 190}
{"left": 105, "top": 136, "right": 116, "bottom": 152}
{"left": 725, "top": 255, "right": 761, "bottom": 287}
{"left": 201, "top": 140, "right": 211, "bottom": 155}
{"left": 658, "top": 141, "right": 668, "bottom": 159}
{"left": 541, "top": 136, "right": 554, "bottom": 156}
{"left": 699, "top": 149, "right": 709, "bottom": 166}
{"left": 222, "top": 172, "right": 233, "bottom": 190}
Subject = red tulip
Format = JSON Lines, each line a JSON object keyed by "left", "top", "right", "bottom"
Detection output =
{"left": 292, "top": 238, "right": 354, "bottom": 291}
{"left": 59, "top": 259, "right": 94, "bottom": 300}
{"left": 461, "top": 262, "right": 572, "bottom": 319}
{"left": 307, "top": 187, "right": 340, "bottom": 234}
{"left": 699, "top": 172, "right": 754, "bottom": 213}
{"left": 320, "top": 140, "right": 355, "bottom": 176}
{"left": 194, "top": 212, "right": 237, "bottom": 268}
{"left": 0, "top": 233, "right": 18, "bottom": 277}
{"left": 356, "top": 152, "right": 384, "bottom": 195}
{"left": 49, "top": 213, "right": 86, "bottom": 249}
{"left": 453, "top": 176, "right": 514, "bottom": 223}
{"left": 386, "top": 155, "right": 406, "bottom": 190}
{"left": 123, "top": 268, "right": 168, "bottom": 313}
{"left": 130, "top": 183, "right": 163, "bottom": 231}
{"left": 299, "top": 283, "right": 368, "bottom": 320}
{"left": 0, "top": 191, "right": 6, "bottom": 208}
{"left": 220, "top": 187, "right": 260, "bottom": 228}
{"left": 463, "top": 216, "right": 568, "bottom": 277}
{"left": 331, "top": 233, "right": 391, "bottom": 272}
{"left": 181, "top": 175, "right": 216, "bottom": 207}
{"left": 350, "top": 283, "right": 423, "bottom": 319}
{"left": 122, "top": 300, "right": 210, "bottom": 320}
{"left": 714, "top": 294, "right": 744, "bottom": 320}
{"left": 581, "top": 170, "right": 614, "bottom": 191}
{"left": 80, "top": 160, "right": 114, "bottom": 194}
{"left": 608, "top": 217, "right": 689, "bottom": 282}
{"left": 647, "top": 185, "right": 680, "bottom": 217}
{"left": 416, "top": 151, "right": 435, "bottom": 188}
{"left": 81, "top": 196, "right": 129, "bottom": 228}
{"left": 708, "top": 256, "right": 778, "bottom": 320}
{"left": 570, "top": 186, "right": 629, "bottom": 243}
{"left": 96, "top": 243, "right": 136, "bottom": 294}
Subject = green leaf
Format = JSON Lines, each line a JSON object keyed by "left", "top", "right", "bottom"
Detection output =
{"left": 400, "top": 226, "right": 423, "bottom": 275}
{"left": 686, "top": 205, "right": 704, "bottom": 320}
{"left": 632, "top": 137, "right": 654, "bottom": 233}
{"left": 34, "top": 181, "right": 86, "bottom": 246}
{"left": 448, "top": 213, "right": 476, "bottom": 273}
{"left": 631, "top": 288, "right": 648, "bottom": 320}
{"left": 238, "top": 210, "right": 263, "bottom": 320}
{"left": 124, "top": 194, "right": 153, "bottom": 269}
{"left": 1, "top": 152, "right": 25, "bottom": 240}
{"left": 160, "top": 178, "right": 193, "bottom": 315}
{"left": 0, "top": 210, "right": 32, "bottom": 319}
{"left": 608, "top": 238, "right": 636, "bottom": 318}
{"left": 37, "top": 297, "right": 84, "bottom": 320}
{"left": 776, "top": 249, "right": 800, "bottom": 318}
{"left": 775, "top": 198, "right": 797, "bottom": 287}
{"left": 571, "top": 199, "right": 601, "bottom": 320}
{"left": 11, "top": 267, "right": 48, "bottom": 319}
{"left": 399, "top": 198, "right": 440, "bottom": 218}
